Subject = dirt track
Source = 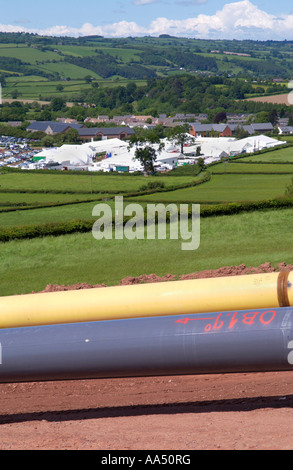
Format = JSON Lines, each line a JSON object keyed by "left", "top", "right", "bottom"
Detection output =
{"left": 1, "top": 263, "right": 293, "bottom": 451}
{"left": 0, "top": 372, "right": 293, "bottom": 450}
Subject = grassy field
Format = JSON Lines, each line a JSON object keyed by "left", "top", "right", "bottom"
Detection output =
{"left": 0, "top": 200, "right": 104, "bottom": 227}
{"left": 210, "top": 162, "right": 293, "bottom": 174}
{"left": 4, "top": 77, "right": 96, "bottom": 100}
{"left": 0, "top": 172, "right": 197, "bottom": 194}
{"left": 237, "top": 146, "right": 293, "bottom": 163}
{"left": 133, "top": 174, "right": 292, "bottom": 203}
{"left": 0, "top": 45, "right": 60, "bottom": 64}
{"left": 1, "top": 207, "right": 293, "bottom": 296}
{"left": 0, "top": 192, "right": 101, "bottom": 206}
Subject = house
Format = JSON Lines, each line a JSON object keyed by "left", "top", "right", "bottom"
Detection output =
{"left": 278, "top": 126, "right": 293, "bottom": 135}
{"left": 130, "top": 115, "right": 153, "bottom": 122}
{"left": 77, "top": 127, "right": 135, "bottom": 142}
{"left": 250, "top": 123, "right": 274, "bottom": 134}
{"left": 112, "top": 115, "right": 132, "bottom": 125}
{"left": 84, "top": 116, "right": 110, "bottom": 124}
{"left": 228, "top": 124, "right": 254, "bottom": 136}
{"left": 26, "top": 121, "right": 84, "bottom": 135}
{"left": 190, "top": 123, "right": 232, "bottom": 138}
{"left": 226, "top": 122, "right": 274, "bottom": 136}
{"left": 56, "top": 118, "right": 79, "bottom": 124}
{"left": 190, "top": 121, "right": 275, "bottom": 138}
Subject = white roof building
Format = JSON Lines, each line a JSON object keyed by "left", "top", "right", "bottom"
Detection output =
{"left": 93, "top": 146, "right": 183, "bottom": 172}
{"left": 35, "top": 145, "right": 93, "bottom": 166}
{"left": 32, "top": 134, "right": 287, "bottom": 171}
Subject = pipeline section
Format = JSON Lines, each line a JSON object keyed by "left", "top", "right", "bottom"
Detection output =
{"left": 0, "top": 307, "right": 292, "bottom": 383}
{"left": 0, "top": 271, "right": 292, "bottom": 329}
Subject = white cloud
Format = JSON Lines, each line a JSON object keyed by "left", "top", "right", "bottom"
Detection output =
{"left": 1, "top": 1, "right": 293, "bottom": 40}
{"left": 133, "top": 0, "right": 158, "bottom": 4}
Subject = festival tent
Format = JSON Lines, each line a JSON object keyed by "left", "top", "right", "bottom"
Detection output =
{"left": 93, "top": 146, "right": 183, "bottom": 172}
{"left": 82, "top": 138, "right": 129, "bottom": 155}
{"left": 34, "top": 145, "right": 94, "bottom": 167}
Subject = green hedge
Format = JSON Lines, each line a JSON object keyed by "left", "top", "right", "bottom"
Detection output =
{"left": 1, "top": 195, "right": 293, "bottom": 242}
{"left": 0, "top": 219, "right": 94, "bottom": 242}
{"left": 0, "top": 196, "right": 107, "bottom": 213}
{"left": 200, "top": 197, "right": 293, "bottom": 217}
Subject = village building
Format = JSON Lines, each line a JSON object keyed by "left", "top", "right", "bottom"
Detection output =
{"left": 77, "top": 127, "right": 135, "bottom": 142}
{"left": 26, "top": 121, "right": 84, "bottom": 135}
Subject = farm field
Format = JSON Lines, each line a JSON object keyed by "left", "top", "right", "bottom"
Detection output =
{"left": 245, "top": 94, "right": 290, "bottom": 105}
{"left": 0, "top": 170, "right": 204, "bottom": 230}
{"left": 4, "top": 77, "right": 97, "bottom": 100}
{"left": 0, "top": 171, "right": 196, "bottom": 194}
{"left": 0, "top": 200, "right": 104, "bottom": 227}
{"left": 1, "top": 206, "right": 293, "bottom": 297}
{"left": 0, "top": 192, "right": 100, "bottom": 206}
{"left": 133, "top": 174, "right": 292, "bottom": 203}
{"left": 210, "top": 162, "right": 293, "bottom": 174}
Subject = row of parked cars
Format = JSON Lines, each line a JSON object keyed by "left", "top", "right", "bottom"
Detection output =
{"left": 0, "top": 135, "right": 40, "bottom": 168}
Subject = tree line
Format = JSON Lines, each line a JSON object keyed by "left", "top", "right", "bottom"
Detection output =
{"left": 0, "top": 75, "right": 292, "bottom": 131}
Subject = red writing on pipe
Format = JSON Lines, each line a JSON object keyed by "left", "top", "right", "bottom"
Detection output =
{"left": 176, "top": 310, "right": 276, "bottom": 332}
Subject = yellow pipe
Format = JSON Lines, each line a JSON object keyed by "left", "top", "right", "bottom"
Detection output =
{"left": 0, "top": 271, "right": 292, "bottom": 329}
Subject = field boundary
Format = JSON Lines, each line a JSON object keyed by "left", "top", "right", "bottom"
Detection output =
{"left": 1, "top": 196, "right": 293, "bottom": 242}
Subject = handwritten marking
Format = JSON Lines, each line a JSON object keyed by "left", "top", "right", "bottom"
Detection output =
{"left": 176, "top": 310, "right": 276, "bottom": 332}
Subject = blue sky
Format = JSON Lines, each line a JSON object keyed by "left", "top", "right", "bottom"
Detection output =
{"left": 1, "top": 0, "right": 293, "bottom": 39}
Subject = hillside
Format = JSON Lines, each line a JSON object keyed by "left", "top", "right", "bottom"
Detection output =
{"left": 0, "top": 33, "right": 292, "bottom": 104}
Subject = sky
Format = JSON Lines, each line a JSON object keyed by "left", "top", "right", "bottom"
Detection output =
{"left": 1, "top": 0, "right": 293, "bottom": 40}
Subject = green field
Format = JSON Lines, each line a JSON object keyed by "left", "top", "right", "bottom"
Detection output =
{"left": 1, "top": 207, "right": 293, "bottom": 296}
{"left": 210, "top": 162, "right": 293, "bottom": 174}
{"left": 4, "top": 77, "right": 96, "bottom": 100}
{"left": 0, "top": 172, "right": 196, "bottom": 194}
{"left": 133, "top": 174, "right": 292, "bottom": 203}
{"left": 0, "top": 192, "right": 98, "bottom": 205}
{"left": 0, "top": 200, "right": 104, "bottom": 227}
{"left": 0, "top": 45, "right": 60, "bottom": 64}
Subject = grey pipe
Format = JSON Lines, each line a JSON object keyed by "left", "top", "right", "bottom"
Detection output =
{"left": 0, "top": 307, "right": 292, "bottom": 383}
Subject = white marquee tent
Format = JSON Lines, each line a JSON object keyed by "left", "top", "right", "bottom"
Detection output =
{"left": 32, "top": 134, "right": 287, "bottom": 171}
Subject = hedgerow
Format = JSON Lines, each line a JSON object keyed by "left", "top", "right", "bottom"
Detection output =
{"left": 1, "top": 196, "right": 293, "bottom": 242}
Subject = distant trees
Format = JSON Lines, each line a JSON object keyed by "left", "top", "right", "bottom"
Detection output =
{"left": 50, "top": 97, "right": 66, "bottom": 111}
{"left": 268, "top": 109, "right": 279, "bottom": 126}
{"left": 41, "top": 135, "right": 54, "bottom": 147}
{"left": 65, "top": 128, "right": 80, "bottom": 143}
{"left": 213, "top": 111, "right": 227, "bottom": 124}
{"left": 11, "top": 89, "right": 21, "bottom": 99}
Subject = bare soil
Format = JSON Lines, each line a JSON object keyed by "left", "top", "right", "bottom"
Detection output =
{"left": 245, "top": 93, "right": 290, "bottom": 105}
{"left": 1, "top": 263, "right": 293, "bottom": 451}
